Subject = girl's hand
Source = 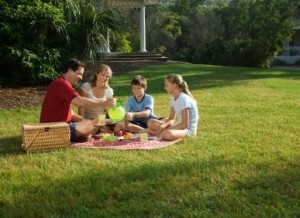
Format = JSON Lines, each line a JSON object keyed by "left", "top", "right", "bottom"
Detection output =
{"left": 155, "top": 125, "right": 165, "bottom": 135}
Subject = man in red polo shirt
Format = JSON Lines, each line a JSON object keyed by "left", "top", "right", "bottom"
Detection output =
{"left": 40, "top": 58, "right": 116, "bottom": 141}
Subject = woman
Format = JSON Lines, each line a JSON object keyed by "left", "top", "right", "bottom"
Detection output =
{"left": 78, "top": 64, "right": 114, "bottom": 120}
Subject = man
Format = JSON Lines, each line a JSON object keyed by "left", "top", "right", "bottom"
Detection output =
{"left": 40, "top": 58, "right": 116, "bottom": 141}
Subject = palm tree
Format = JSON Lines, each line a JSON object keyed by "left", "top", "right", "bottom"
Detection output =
{"left": 50, "top": 0, "right": 122, "bottom": 62}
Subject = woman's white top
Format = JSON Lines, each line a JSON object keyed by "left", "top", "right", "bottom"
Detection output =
{"left": 80, "top": 82, "right": 113, "bottom": 119}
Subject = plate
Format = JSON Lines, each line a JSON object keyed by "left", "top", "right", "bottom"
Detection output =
{"left": 148, "top": 136, "right": 159, "bottom": 140}
{"left": 106, "top": 119, "right": 116, "bottom": 124}
{"left": 121, "top": 133, "right": 137, "bottom": 140}
{"left": 93, "top": 133, "right": 114, "bottom": 140}
{"left": 101, "top": 134, "right": 119, "bottom": 142}
{"left": 94, "top": 119, "right": 116, "bottom": 127}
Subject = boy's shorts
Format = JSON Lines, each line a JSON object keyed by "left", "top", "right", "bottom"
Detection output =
{"left": 130, "top": 117, "right": 158, "bottom": 128}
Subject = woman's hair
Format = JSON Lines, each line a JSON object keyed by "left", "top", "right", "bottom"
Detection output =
{"left": 90, "top": 64, "right": 112, "bottom": 88}
{"left": 131, "top": 75, "right": 147, "bottom": 89}
{"left": 165, "top": 74, "right": 195, "bottom": 99}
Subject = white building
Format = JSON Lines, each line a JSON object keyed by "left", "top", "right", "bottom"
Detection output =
{"left": 276, "top": 7, "right": 300, "bottom": 64}
{"left": 102, "top": 0, "right": 160, "bottom": 53}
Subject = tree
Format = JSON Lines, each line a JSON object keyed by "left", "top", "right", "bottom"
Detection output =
{"left": 0, "top": 0, "right": 66, "bottom": 85}
{"left": 122, "top": 4, "right": 181, "bottom": 53}
{"left": 225, "top": 0, "right": 300, "bottom": 67}
{"left": 166, "top": 0, "right": 226, "bottom": 63}
{"left": 166, "top": 0, "right": 300, "bottom": 67}
{"left": 50, "top": 0, "right": 122, "bottom": 61}
{"left": 0, "top": 0, "right": 123, "bottom": 86}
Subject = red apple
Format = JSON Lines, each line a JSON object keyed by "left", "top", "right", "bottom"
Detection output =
{"left": 121, "top": 130, "right": 128, "bottom": 136}
{"left": 114, "top": 130, "right": 123, "bottom": 136}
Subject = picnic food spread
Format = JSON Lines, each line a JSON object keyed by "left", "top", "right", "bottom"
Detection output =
{"left": 123, "top": 132, "right": 134, "bottom": 140}
{"left": 114, "top": 130, "right": 123, "bottom": 136}
{"left": 95, "top": 132, "right": 136, "bottom": 142}
{"left": 101, "top": 134, "right": 118, "bottom": 142}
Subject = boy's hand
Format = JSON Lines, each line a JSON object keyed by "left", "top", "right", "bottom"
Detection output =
{"left": 126, "top": 112, "right": 134, "bottom": 121}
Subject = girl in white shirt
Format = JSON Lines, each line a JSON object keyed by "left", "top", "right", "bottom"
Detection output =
{"left": 147, "top": 74, "right": 199, "bottom": 141}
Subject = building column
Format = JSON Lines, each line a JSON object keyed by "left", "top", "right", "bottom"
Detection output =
{"left": 100, "top": 1, "right": 111, "bottom": 53}
{"left": 106, "top": 27, "right": 111, "bottom": 53}
{"left": 139, "top": 3, "right": 147, "bottom": 52}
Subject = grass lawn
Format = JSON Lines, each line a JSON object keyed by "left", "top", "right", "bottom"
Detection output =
{"left": 0, "top": 64, "right": 299, "bottom": 217}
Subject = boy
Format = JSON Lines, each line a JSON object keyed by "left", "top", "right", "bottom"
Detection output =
{"left": 116, "top": 75, "right": 157, "bottom": 133}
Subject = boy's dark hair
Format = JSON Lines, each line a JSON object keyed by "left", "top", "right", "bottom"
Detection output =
{"left": 131, "top": 75, "right": 147, "bottom": 89}
{"left": 62, "top": 58, "right": 85, "bottom": 73}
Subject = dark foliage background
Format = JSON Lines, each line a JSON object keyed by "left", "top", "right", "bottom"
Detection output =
{"left": 0, "top": 0, "right": 299, "bottom": 86}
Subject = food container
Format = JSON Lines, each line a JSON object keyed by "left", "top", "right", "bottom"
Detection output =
{"left": 21, "top": 122, "right": 70, "bottom": 153}
{"left": 139, "top": 131, "right": 148, "bottom": 142}
{"left": 97, "top": 114, "right": 106, "bottom": 126}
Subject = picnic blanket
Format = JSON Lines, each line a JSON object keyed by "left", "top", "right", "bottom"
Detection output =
{"left": 71, "top": 138, "right": 181, "bottom": 150}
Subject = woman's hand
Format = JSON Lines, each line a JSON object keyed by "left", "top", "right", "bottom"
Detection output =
{"left": 92, "top": 118, "right": 98, "bottom": 126}
{"left": 105, "top": 97, "right": 116, "bottom": 107}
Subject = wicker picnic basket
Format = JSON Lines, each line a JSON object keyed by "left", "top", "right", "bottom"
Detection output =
{"left": 21, "top": 122, "right": 70, "bottom": 153}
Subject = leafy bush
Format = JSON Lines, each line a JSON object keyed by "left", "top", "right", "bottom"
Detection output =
{"left": 110, "top": 31, "right": 132, "bottom": 52}
{"left": 0, "top": 0, "right": 122, "bottom": 86}
{"left": 0, "top": 0, "right": 66, "bottom": 86}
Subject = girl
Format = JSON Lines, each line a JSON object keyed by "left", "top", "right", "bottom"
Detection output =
{"left": 147, "top": 74, "right": 199, "bottom": 141}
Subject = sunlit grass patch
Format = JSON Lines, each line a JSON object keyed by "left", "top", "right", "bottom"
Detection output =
{"left": 0, "top": 64, "right": 299, "bottom": 217}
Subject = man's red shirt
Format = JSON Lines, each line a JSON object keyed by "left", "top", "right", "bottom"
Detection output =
{"left": 40, "top": 76, "right": 79, "bottom": 123}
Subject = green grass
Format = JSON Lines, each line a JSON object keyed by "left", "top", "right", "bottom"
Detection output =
{"left": 0, "top": 64, "right": 299, "bottom": 217}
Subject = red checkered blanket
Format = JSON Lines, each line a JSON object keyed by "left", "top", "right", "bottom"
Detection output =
{"left": 71, "top": 138, "right": 181, "bottom": 150}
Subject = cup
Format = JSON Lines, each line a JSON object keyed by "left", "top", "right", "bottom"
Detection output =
{"left": 98, "top": 114, "right": 106, "bottom": 126}
{"left": 139, "top": 131, "right": 148, "bottom": 142}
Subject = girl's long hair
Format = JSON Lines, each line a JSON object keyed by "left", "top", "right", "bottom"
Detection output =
{"left": 165, "top": 74, "right": 195, "bottom": 100}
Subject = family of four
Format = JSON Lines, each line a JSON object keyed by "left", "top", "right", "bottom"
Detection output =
{"left": 40, "top": 58, "right": 199, "bottom": 142}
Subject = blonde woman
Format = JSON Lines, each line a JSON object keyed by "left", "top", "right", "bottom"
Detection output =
{"left": 78, "top": 64, "right": 114, "bottom": 119}
{"left": 147, "top": 74, "right": 199, "bottom": 141}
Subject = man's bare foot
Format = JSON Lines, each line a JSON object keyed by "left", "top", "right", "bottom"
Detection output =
{"left": 78, "top": 135, "right": 93, "bottom": 142}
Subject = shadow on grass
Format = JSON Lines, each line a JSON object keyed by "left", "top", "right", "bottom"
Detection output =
{"left": 1, "top": 155, "right": 299, "bottom": 217}
{"left": 111, "top": 64, "right": 300, "bottom": 96}
{"left": 0, "top": 136, "right": 25, "bottom": 155}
